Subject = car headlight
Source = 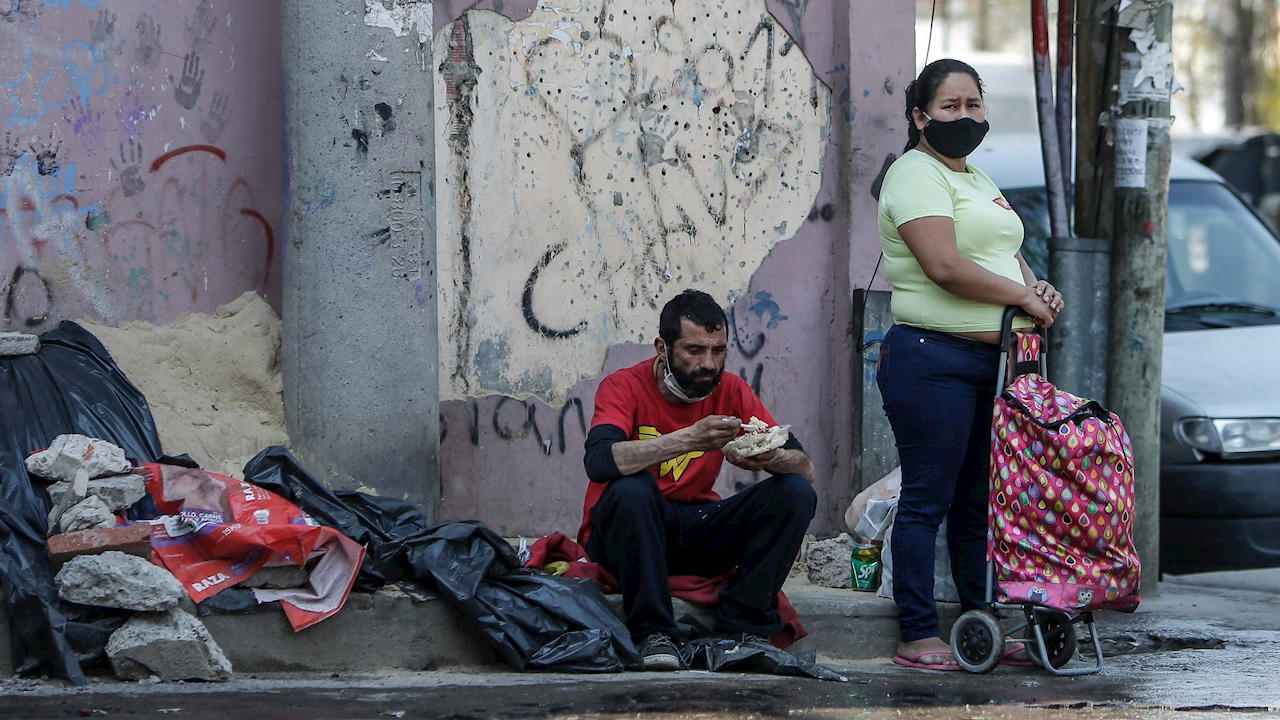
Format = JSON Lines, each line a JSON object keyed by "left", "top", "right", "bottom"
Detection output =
{"left": 1175, "top": 418, "right": 1280, "bottom": 456}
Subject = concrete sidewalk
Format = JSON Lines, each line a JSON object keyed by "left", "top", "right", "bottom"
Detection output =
{"left": 165, "top": 570, "right": 1280, "bottom": 674}
{"left": 4, "top": 569, "right": 1276, "bottom": 678}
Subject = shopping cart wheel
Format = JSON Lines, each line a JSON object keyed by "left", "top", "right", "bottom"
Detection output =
{"left": 1032, "top": 611, "right": 1077, "bottom": 669}
{"left": 950, "top": 610, "right": 1004, "bottom": 674}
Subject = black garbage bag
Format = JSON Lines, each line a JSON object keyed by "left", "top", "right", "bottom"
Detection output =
{"left": 243, "top": 446, "right": 433, "bottom": 590}
{"left": 681, "top": 637, "right": 848, "bottom": 682}
{"left": 0, "top": 321, "right": 164, "bottom": 685}
{"left": 241, "top": 448, "right": 640, "bottom": 672}
{"left": 405, "top": 521, "right": 640, "bottom": 672}
{"left": 62, "top": 604, "right": 132, "bottom": 671}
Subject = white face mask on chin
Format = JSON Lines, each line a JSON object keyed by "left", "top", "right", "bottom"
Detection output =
{"left": 663, "top": 364, "right": 711, "bottom": 403}
{"left": 661, "top": 349, "right": 714, "bottom": 403}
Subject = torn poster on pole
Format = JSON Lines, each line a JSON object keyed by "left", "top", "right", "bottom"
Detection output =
{"left": 1115, "top": 118, "right": 1149, "bottom": 188}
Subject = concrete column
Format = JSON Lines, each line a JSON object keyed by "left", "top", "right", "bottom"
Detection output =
{"left": 1047, "top": 236, "right": 1110, "bottom": 405}
{"left": 282, "top": 1, "right": 439, "bottom": 517}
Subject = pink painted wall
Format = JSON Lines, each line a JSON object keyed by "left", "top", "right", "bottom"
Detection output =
{"left": 434, "top": 0, "right": 915, "bottom": 538}
{"left": 0, "top": 0, "right": 282, "bottom": 331}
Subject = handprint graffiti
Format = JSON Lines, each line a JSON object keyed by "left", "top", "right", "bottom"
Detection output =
{"left": 184, "top": 0, "right": 217, "bottom": 49}
{"left": 110, "top": 138, "right": 145, "bottom": 197}
{"left": 200, "top": 89, "right": 230, "bottom": 143}
{"left": 173, "top": 52, "right": 204, "bottom": 110}
{"left": 135, "top": 12, "right": 162, "bottom": 67}
{"left": 30, "top": 133, "right": 61, "bottom": 176}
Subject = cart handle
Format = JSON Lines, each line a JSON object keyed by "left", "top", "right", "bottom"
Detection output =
{"left": 998, "top": 306, "right": 1047, "bottom": 387}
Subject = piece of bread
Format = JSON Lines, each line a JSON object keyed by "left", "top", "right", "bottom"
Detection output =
{"left": 722, "top": 416, "right": 790, "bottom": 459}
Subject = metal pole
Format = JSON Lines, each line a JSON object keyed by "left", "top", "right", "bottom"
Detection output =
{"left": 282, "top": 0, "right": 440, "bottom": 517}
{"left": 1047, "top": 236, "right": 1109, "bottom": 401}
{"left": 1056, "top": 0, "right": 1075, "bottom": 213}
{"left": 1032, "top": 0, "right": 1070, "bottom": 239}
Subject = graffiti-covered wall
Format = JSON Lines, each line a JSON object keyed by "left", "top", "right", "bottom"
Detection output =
{"left": 435, "top": 0, "right": 829, "bottom": 402}
{"left": 433, "top": 0, "right": 913, "bottom": 538}
{"left": 0, "top": 0, "right": 282, "bottom": 331}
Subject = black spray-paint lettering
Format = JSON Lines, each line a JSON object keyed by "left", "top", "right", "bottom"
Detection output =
{"left": 522, "top": 242, "right": 587, "bottom": 338}
{"left": 3, "top": 266, "right": 53, "bottom": 328}
{"left": 727, "top": 307, "right": 764, "bottom": 359}
{"left": 460, "top": 395, "right": 589, "bottom": 456}
{"left": 557, "top": 397, "right": 586, "bottom": 454}
{"left": 492, "top": 396, "right": 549, "bottom": 455}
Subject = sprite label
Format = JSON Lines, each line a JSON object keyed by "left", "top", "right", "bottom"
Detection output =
{"left": 851, "top": 544, "right": 881, "bottom": 591}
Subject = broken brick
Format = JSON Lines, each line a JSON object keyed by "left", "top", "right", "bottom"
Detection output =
{"left": 47, "top": 524, "right": 153, "bottom": 567}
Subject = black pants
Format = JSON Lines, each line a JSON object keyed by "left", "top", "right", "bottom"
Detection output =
{"left": 586, "top": 471, "right": 816, "bottom": 641}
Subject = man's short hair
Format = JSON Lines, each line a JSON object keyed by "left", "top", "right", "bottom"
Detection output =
{"left": 659, "top": 289, "right": 727, "bottom": 345}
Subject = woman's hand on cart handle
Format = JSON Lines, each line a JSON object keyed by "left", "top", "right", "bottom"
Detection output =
{"left": 1032, "top": 280, "right": 1064, "bottom": 315}
{"left": 1019, "top": 285, "right": 1057, "bottom": 327}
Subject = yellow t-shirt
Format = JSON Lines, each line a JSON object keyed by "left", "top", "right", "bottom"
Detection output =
{"left": 878, "top": 148, "right": 1027, "bottom": 333}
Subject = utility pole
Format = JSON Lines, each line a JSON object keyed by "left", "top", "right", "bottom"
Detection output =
{"left": 1079, "top": 0, "right": 1173, "bottom": 596}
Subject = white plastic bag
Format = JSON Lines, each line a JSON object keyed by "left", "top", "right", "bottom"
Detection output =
{"left": 847, "top": 466, "right": 958, "bottom": 602}
{"left": 844, "top": 466, "right": 901, "bottom": 542}
{"left": 877, "top": 513, "right": 958, "bottom": 602}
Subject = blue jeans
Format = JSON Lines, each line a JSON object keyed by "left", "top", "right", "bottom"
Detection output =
{"left": 876, "top": 324, "right": 998, "bottom": 642}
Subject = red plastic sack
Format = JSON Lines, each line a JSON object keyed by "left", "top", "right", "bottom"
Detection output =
{"left": 988, "top": 332, "right": 1141, "bottom": 613}
{"left": 136, "top": 463, "right": 365, "bottom": 630}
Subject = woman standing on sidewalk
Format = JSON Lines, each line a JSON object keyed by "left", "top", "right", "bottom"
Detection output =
{"left": 875, "top": 58, "right": 1062, "bottom": 671}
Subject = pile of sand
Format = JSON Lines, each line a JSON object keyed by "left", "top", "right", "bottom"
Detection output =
{"left": 82, "top": 292, "right": 291, "bottom": 478}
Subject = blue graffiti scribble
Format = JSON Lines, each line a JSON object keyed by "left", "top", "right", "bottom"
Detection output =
{"left": 748, "top": 291, "right": 788, "bottom": 329}
{"left": 3, "top": 41, "right": 109, "bottom": 129}
{"left": 42, "top": 0, "right": 101, "bottom": 9}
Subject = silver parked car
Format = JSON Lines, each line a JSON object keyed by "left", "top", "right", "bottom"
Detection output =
{"left": 975, "top": 134, "right": 1280, "bottom": 575}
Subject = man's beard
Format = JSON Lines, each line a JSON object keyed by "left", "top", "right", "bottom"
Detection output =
{"left": 668, "top": 355, "right": 722, "bottom": 398}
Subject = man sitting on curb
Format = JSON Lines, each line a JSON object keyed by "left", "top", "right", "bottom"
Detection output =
{"left": 579, "top": 289, "right": 817, "bottom": 671}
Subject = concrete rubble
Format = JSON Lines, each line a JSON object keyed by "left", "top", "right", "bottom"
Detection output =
{"left": 55, "top": 551, "right": 185, "bottom": 612}
{"left": 55, "top": 551, "right": 233, "bottom": 682}
{"left": 26, "top": 434, "right": 131, "bottom": 484}
{"left": 57, "top": 494, "right": 117, "bottom": 534}
{"left": 29, "top": 435, "right": 141, "bottom": 534}
{"left": 47, "top": 474, "right": 146, "bottom": 513}
{"left": 106, "top": 608, "right": 233, "bottom": 682}
{"left": 0, "top": 331, "right": 40, "bottom": 356}
{"left": 45, "top": 468, "right": 90, "bottom": 533}
{"left": 806, "top": 532, "right": 857, "bottom": 589}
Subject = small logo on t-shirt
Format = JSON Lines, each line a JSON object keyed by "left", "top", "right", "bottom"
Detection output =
{"left": 993, "top": 196, "right": 1012, "bottom": 210}
{"left": 639, "top": 425, "right": 703, "bottom": 482}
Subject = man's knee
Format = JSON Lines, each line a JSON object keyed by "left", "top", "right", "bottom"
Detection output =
{"left": 770, "top": 473, "right": 817, "bottom": 519}
{"left": 596, "top": 472, "right": 663, "bottom": 512}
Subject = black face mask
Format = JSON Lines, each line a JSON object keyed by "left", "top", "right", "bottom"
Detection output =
{"left": 921, "top": 113, "right": 990, "bottom": 159}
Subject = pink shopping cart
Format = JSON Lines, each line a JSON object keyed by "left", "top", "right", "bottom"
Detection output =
{"left": 949, "top": 307, "right": 1142, "bottom": 675}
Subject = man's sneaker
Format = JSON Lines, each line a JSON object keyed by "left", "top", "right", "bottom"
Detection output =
{"left": 639, "top": 633, "right": 683, "bottom": 671}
